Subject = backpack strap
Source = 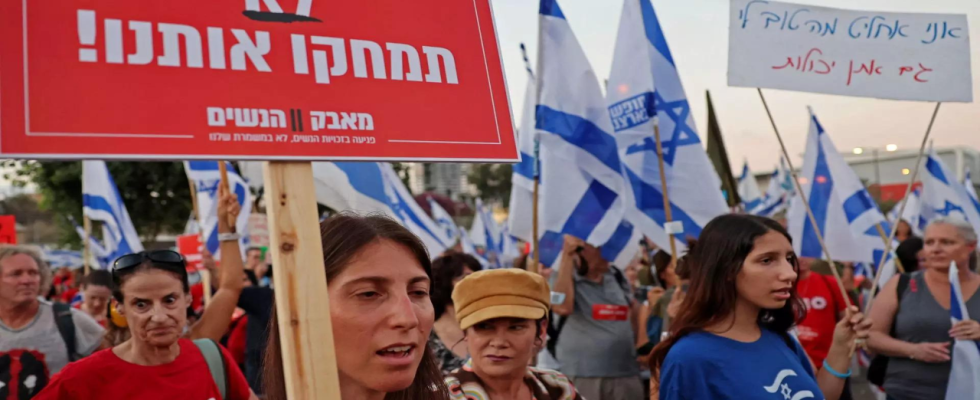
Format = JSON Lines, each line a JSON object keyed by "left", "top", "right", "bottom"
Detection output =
{"left": 52, "top": 302, "right": 78, "bottom": 362}
{"left": 194, "top": 339, "right": 228, "bottom": 399}
{"left": 610, "top": 267, "right": 633, "bottom": 306}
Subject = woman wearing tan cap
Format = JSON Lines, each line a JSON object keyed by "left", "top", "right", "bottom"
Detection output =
{"left": 445, "top": 269, "right": 582, "bottom": 400}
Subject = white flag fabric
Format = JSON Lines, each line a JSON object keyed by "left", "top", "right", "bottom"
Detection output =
{"left": 604, "top": 0, "right": 727, "bottom": 253}
{"left": 921, "top": 149, "right": 980, "bottom": 235}
{"left": 889, "top": 187, "right": 924, "bottom": 236}
{"left": 738, "top": 161, "right": 763, "bottom": 212}
{"left": 788, "top": 110, "right": 893, "bottom": 268}
{"left": 947, "top": 261, "right": 980, "bottom": 400}
{"left": 963, "top": 169, "right": 980, "bottom": 223}
{"left": 471, "top": 199, "right": 503, "bottom": 268}
{"left": 535, "top": 0, "right": 635, "bottom": 268}
{"left": 82, "top": 161, "right": 144, "bottom": 264}
{"left": 508, "top": 50, "right": 538, "bottom": 244}
{"left": 184, "top": 162, "right": 254, "bottom": 259}
{"left": 427, "top": 197, "right": 460, "bottom": 245}
{"left": 752, "top": 157, "right": 794, "bottom": 217}
{"left": 68, "top": 215, "right": 112, "bottom": 269}
{"left": 312, "top": 162, "right": 451, "bottom": 258}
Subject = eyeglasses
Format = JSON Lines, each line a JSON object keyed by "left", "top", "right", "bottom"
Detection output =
{"left": 112, "top": 250, "right": 186, "bottom": 273}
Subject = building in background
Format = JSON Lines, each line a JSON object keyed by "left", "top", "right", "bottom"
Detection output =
{"left": 405, "top": 163, "right": 478, "bottom": 201}
{"left": 754, "top": 145, "right": 980, "bottom": 203}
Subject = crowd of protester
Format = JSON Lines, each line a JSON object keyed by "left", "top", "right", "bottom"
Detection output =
{"left": 2, "top": 198, "right": 979, "bottom": 399}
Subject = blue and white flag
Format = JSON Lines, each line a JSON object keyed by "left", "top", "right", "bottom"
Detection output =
{"left": 535, "top": 0, "right": 634, "bottom": 268}
{"left": 67, "top": 215, "right": 112, "bottom": 268}
{"left": 888, "top": 186, "right": 925, "bottom": 236}
{"left": 471, "top": 199, "right": 504, "bottom": 268}
{"left": 738, "top": 161, "right": 763, "bottom": 212}
{"left": 947, "top": 261, "right": 980, "bottom": 400}
{"left": 427, "top": 197, "right": 460, "bottom": 245}
{"left": 921, "top": 149, "right": 980, "bottom": 235}
{"left": 963, "top": 169, "right": 980, "bottom": 222}
{"left": 499, "top": 226, "right": 522, "bottom": 268}
{"left": 604, "top": 0, "right": 727, "bottom": 253}
{"left": 788, "top": 110, "right": 893, "bottom": 268}
{"left": 752, "top": 157, "right": 794, "bottom": 217}
{"left": 82, "top": 161, "right": 144, "bottom": 263}
{"left": 508, "top": 44, "right": 538, "bottom": 244}
{"left": 312, "top": 162, "right": 451, "bottom": 257}
{"left": 184, "top": 162, "right": 253, "bottom": 259}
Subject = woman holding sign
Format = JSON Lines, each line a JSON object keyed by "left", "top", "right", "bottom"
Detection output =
{"left": 651, "top": 214, "right": 871, "bottom": 400}
{"left": 263, "top": 214, "right": 450, "bottom": 400}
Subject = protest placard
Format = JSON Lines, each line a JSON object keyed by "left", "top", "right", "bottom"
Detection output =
{"left": 0, "top": 216, "right": 17, "bottom": 244}
{"left": 0, "top": 0, "right": 517, "bottom": 162}
{"left": 728, "top": 0, "right": 972, "bottom": 102}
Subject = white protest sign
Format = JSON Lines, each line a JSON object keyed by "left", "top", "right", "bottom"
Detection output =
{"left": 728, "top": 0, "right": 972, "bottom": 102}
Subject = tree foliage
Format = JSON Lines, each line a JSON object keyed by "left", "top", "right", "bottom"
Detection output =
{"left": 2, "top": 161, "right": 192, "bottom": 247}
{"left": 467, "top": 164, "right": 512, "bottom": 207}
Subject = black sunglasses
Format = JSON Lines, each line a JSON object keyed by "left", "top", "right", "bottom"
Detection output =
{"left": 113, "top": 250, "right": 186, "bottom": 273}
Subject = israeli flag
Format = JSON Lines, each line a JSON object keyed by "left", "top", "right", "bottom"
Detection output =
{"left": 963, "top": 169, "right": 980, "bottom": 222}
{"left": 184, "top": 162, "right": 253, "bottom": 259}
{"left": 947, "top": 261, "right": 980, "bottom": 400}
{"left": 459, "top": 229, "right": 489, "bottom": 267}
{"left": 604, "top": 0, "right": 727, "bottom": 253}
{"left": 427, "top": 197, "right": 460, "bottom": 245}
{"left": 788, "top": 110, "right": 893, "bottom": 267}
{"left": 499, "top": 226, "right": 523, "bottom": 268}
{"left": 312, "top": 162, "right": 451, "bottom": 257}
{"left": 921, "top": 149, "right": 980, "bottom": 235}
{"left": 535, "top": 0, "right": 634, "bottom": 268}
{"left": 753, "top": 157, "right": 794, "bottom": 217}
{"left": 471, "top": 199, "right": 504, "bottom": 268}
{"left": 82, "top": 161, "right": 144, "bottom": 263}
{"left": 888, "top": 187, "right": 925, "bottom": 236}
{"left": 508, "top": 44, "right": 538, "bottom": 244}
{"left": 738, "top": 161, "right": 763, "bottom": 212}
{"left": 68, "top": 215, "right": 112, "bottom": 268}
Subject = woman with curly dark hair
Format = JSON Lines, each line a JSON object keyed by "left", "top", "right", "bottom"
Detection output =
{"left": 429, "top": 252, "right": 482, "bottom": 374}
{"left": 651, "top": 214, "right": 871, "bottom": 400}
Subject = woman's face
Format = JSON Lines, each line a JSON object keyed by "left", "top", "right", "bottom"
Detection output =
{"left": 329, "top": 239, "right": 434, "bottom": 394}
{"left": 923, "top": 223, "right": 976, "bottom": 270}
{"left": 467, "top": 318, "right": 543, "bottom": 380}
{"left": 117, "top": 269, "right": 191, "bottom": 348}
{"left": 81, "top": 284, "right": 112, "bottom": 320}
{"left": 897, "top": 220, "right": 912, "bottom": 237}
{"left": 735, "top": 231, "right": 798, "bottom": 311}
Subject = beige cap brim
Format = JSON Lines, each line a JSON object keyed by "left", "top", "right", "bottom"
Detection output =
{"left": 459, "top": 304, "right": 547, "bottom": 331}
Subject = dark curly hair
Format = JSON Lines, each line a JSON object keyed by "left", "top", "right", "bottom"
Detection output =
{"left": 431, "top": 252, "right": 483, "bottom": 320}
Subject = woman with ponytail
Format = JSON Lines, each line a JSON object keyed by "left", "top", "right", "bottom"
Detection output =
{"left": 650, "top": 214, "right": 871, "bottom": 400}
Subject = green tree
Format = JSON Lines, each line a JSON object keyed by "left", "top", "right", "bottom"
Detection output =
{"left": 467, "top": 164, "right": 513, "bottom": 207}
{"left": 2, "top": 161, "right": 192, "bottom": 247}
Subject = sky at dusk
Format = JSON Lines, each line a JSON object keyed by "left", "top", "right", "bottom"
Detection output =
{"left": 490, "top": 0, "right": 980, "bottom": 174}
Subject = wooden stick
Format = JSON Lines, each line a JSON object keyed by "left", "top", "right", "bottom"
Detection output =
{"left": 866, "top": 102, "right": 941, "bottom": 313}
{"left": 872, "top": 223, "right": 905, "bottom": 274}
{"left": 531, "top": 169, "right": 541, "bottom": 275}
{"left": 757, "top": 89, "right": 852, "bottom": 308}
{"left": 83, "top": 216, "right": 92, "bottom": 275}
{"left": 653, "top": 118, "right": 679, "bottom": 267}
{"left": 218, "top": 162, "right": 231, "bottom": 192}
{"left": 264, "top": 161, "right": 341, "bottom": 400}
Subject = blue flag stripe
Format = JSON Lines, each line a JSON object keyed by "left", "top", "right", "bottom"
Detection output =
{"left": 626, "top": 168, "right": 703, "bottom": 240}
{"left": 514, "top": 151, "right": 536, "bottom": 180}
{"left": 801, "top": 143, "right": 833, "bottom": 258}
{"left": 539, "top": 0, "right": 565, "bottom": 19}
{"left": 639, "top": 0, "right": 675, "bottom": 66}
{"left": 842, "top": 191, "right": 877, "bottom": 223}
{"left": 601, "top": 220, "right": 635, "bottom": 263}
{"left": 927, "top": 156, "right": 950, "bottom": 185}
{"left": 536, "top": 105, "right": 622, "bottom": 173}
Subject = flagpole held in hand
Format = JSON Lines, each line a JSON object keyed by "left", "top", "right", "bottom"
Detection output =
{"left": 83, "top": 216, "right": 92, "bottom": 275}
{"left": 866, "top": 102, "right": 942, "bottom": 314}
{"left": 653, "top": 117, "right": 679, "bottom": 267}
{"left": 756, "top": 89, "right": 852, "bottom": 309}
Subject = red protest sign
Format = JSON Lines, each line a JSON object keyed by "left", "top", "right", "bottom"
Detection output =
{"left": 0, "top": 0, "right": 517, "bottom": 162}
{"left": 176, "top": 234, "right": 203, "bottom": 271}
{"left": 0, "top": 216, "right": 17, "bottom": 244}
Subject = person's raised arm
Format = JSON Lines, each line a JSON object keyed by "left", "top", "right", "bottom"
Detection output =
{"left": 189, "top": 183, "right": 246, "bottom": 341}
{"left": 552, "top": 235, "right": 583, "bottom": 317}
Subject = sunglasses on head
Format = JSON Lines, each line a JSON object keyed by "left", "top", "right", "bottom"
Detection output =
{"left": 112, "top": 250, "right": 186, "bottom": 273}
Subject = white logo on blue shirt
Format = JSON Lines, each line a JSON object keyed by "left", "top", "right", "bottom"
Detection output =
{"left": 763, "top": 369, "right": 816, "bottom": 400}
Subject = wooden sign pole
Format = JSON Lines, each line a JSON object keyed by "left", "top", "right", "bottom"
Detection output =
{"left": 263, "top": 161, "right": 341, "bottom": 400}
{"left": 82, "top": 216, "right": 92, "bottom": 275}
{"left": 653, "top": 118, "right": 680, "bottom": 268}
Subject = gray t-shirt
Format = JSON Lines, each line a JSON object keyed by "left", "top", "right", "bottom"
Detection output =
{"left": 885, "top": 271, "right": 980, "bottom": 400}
{"left": 0, "top": 299, "right": 105, "bottom": 397}
{"left": 555, "top": 270, "right": 639, "bottom": 378}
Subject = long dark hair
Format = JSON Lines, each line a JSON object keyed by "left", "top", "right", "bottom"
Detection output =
{"left": 263, "top": 213, "right": 450, "bottom": 400}
{"left": 650, "top": 214, "right": 805, "bottom": 379}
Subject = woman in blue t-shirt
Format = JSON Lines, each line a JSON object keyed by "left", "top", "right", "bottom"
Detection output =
{"left": 650, "top": 214, "right": 872, "bottom": 400}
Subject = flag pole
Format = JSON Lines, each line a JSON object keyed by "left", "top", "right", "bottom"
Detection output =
{"left": 652, "top": 117, "right": 679, "bottom": 267}
{"left": 187, "top": 178, "right": 211, "bottom": 306}
{"left": 757, "top": 89, "right": 852, "bottom": 308}
{"left": 866, "top": 102, "right": 941, "bottom": 313}
{"left": 82, "top": 215, "right": 92, "bottom": 275}
{"left": 527, "top": 41, "right": 542, "bottom": 275}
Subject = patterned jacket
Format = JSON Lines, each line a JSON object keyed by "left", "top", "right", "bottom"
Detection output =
{"left": 445, "top": 360, "right": 583, "bottom": 400}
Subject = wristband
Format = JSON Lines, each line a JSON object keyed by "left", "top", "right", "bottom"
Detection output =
{"left": 218, "top": 233, "right": 241, "bottom": 242}
{"left": 822, "top": 360, "right": 852, "bottom": 379}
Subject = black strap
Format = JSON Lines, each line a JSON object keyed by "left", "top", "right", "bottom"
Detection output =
{"left": 52, "top": 302, "right": 78, "bottom": 362}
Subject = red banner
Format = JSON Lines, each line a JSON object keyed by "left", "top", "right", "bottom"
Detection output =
{"left": 0, "top": 0, "right": 517, "bottom": 162}
{"left": 176, "top": 234, "right": 203, "bottom": 271}
{"left": 0, "top": 215, "right": 17, "bottom": 244}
